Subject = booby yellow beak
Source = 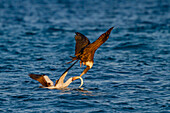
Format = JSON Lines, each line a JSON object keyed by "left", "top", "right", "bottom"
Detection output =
{"left": 72, "top": 76, "right": 83, "bottom": 88}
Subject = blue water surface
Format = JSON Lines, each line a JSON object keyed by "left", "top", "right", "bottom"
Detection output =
{"left": 0, "top": 0, "right": 170, "bottom": 112}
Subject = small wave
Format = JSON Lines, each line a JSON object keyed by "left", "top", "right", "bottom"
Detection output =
{"left": 113, "top": 42, "right": 147, "bottom": 50}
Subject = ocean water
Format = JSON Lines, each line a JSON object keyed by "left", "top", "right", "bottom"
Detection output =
{"left": 0, "top": 0, "right": 170, "bottom": 112}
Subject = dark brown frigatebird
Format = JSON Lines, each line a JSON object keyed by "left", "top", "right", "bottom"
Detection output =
{"left": 68, "top": 27, "right": 114, "bottom": 80}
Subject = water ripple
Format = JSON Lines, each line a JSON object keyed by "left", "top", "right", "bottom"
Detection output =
{"left": 0, "top": 0, "right": 169, "bottom": 112}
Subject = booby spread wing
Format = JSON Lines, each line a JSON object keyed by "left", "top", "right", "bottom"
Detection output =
{"left": 79, "top": 27, "right": 114, "bottom": 62}
{"left": 75, "top": 32, "right": 90, "bottom": 57}
{"left": 29, "top": 74, "right": 54, "bottom": 87}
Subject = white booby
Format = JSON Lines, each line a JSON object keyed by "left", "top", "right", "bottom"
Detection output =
{"left": 29, "top": 60, "right": 83, "bottom": 89}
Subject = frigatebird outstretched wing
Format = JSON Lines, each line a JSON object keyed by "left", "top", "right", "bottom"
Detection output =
{"left": 67, "top": 32, "right": 90, "bottom": 63}
{"left": 78, "top": 27, "right": 114, "bottom": 62}
{"left": 75, "top": 32, "right": 90, "bottom": 57}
